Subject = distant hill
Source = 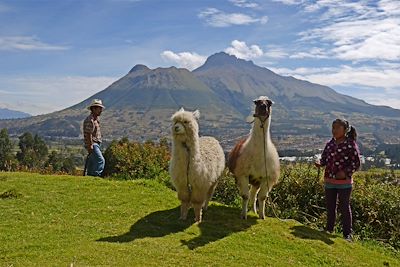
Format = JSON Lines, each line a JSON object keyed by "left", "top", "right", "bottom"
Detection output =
{"left": 0, "top": 52, "right": 399, "bottom": 151}
{"left": 0, "top": 108, "right": 31, "bottom": 120}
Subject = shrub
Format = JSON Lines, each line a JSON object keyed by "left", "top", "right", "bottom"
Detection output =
{"left": 103, "top": 138, "right": 171, "bottom": 186}
{"left": 351, "top": 171, "right": 400, "bottom": 249}
{"left": 269, "top": 162, "right": 326, "bottom": 226}
{"left": 213, "top": 169, "right": 241, "bottom": 207}
{"left": 45, "top": 151, "right": 77, "bottom": 174}
{"left": 214, "top": 162, "right": 400, "bottom": 249}
{"left": 271, "top": 163, "right": 400, "bottom": 249}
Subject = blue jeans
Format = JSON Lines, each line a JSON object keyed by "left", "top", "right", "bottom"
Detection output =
{"left": 87, "top": 143, "right": 105, "bottom": 177}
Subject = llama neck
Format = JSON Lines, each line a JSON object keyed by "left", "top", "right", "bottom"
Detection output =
{"left": 249, "top": 117, "right": 271, "bottom": 144}
{"left": 172, "top": 134, "right": 201, "bottom": 162}
{"left": 184, "top": 134, "right": 201, "bottom": 162}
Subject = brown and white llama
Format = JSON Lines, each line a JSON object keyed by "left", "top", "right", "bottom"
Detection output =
{"left": 228, "top": 96, "right": 280, "bottom": 219}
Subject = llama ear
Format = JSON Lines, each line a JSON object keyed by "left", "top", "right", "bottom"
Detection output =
{"left": 193, "top": 110, "right": 200, "bottom": 120}
{"left": 179, "top": 107, "right": 185, "bottom": 112}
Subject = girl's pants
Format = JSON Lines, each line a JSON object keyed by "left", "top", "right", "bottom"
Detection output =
{"left": 325, "top": 187, "right": 352, "bottom": 236}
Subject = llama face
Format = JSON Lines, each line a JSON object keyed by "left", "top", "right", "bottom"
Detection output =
{"left": 173, "top": 121, "right": 186, "bottom": 135}
{"left": 171, "top": 109, "right": 199, "bottom": 141}
{"left": 253, "top": 96, "right": 273, "bottom": 118}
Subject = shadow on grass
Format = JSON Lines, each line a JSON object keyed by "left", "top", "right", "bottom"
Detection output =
{"left": 181, "top": 204, "right": 258, "bottom": 250}
{"left": 290, "top": 225, "right": 334, "bottom": 245}
{"left": 97, "top": 204, "right": 258, "bottom": 249}
{"left": 97, "top": 206, "right": 188, "bottom": 243}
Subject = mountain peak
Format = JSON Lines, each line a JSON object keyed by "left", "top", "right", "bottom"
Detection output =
{"left": 129, "top": 64, "right": 150, "bottom": 73}
{"left": 194, "top": 52, "right": 254, "bottom": 71}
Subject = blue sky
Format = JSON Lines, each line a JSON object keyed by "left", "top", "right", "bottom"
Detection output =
{"left": 0, "top": 0, "right": 399, "bottom": 115}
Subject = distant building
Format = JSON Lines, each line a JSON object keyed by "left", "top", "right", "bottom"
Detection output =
{"left": 280, "top": 156, "right": 297, "bottom": 162}
{"left": 383, "top": 158, "right": 391, "bottom": 165}
{"left": 360, "top": 155, "right": 366, "bottom": 164}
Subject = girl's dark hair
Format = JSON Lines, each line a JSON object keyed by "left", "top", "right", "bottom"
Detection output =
{"left": 332, "top": 119, "right": 357, "bottom": 140}
{"left": 347, "top": 125, "right": 357, "bottom": 140}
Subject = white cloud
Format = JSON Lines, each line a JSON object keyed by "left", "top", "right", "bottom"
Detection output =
{"left": 0, "top": 36, "right": 69, "bottom": 51}
{"left": 379, "top": 0, "right": 400, "bottom": 16}
{"left": 271, "top": 65, "right": 400, "bottom": 89}
{"left": 272, "top": 0, "right": 303, "bottom": 5}
{"left": 160, "top": 51, "right": 207, "bottom": 70}
{"left": 270, "top": 64, "right": 400, "bottom": 109}
{"left": 290, "top": 47, "right": 330, "bottom": 59}
{"left": 0, "top": 75, "right": 116, "bottom": 115}
{"left": 295, "top": 0, "right": 400, "bottom": 62}
{"left": 224, "top": 40, "right": 292, "bottom": 60}
{"left": 229, "top": 0, "right": 259, "bottom": 9}
{"left": 161, "top": 41, "right": 289, "bottom": 68}
{"left": 198, "top": 8, "right": 268, "bottom": 27}
{"left": 225, "top": 40, "right": 264, "bottom": 60}
{"left": 355, "top": 89, "right": 400, "bottom": 109}
{"left": 270, "top": 66, "right": 337, "bottom": 76}
{"left": 300, "top": 18, "right": 400, "bottom": 61}
{"left": 302, "top": 0, "right": 366, "bottom": 15}
{"left": 263, "top": 45, "right": 289, "bottom": 58}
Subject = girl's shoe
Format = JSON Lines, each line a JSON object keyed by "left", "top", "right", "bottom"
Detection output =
{"left": 344, "top": 234, "right": 353, "bottom": 242}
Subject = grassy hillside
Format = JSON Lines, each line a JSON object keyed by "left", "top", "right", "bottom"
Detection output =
{"left": 0, "top": 172, "right": 399, "bottom": 266}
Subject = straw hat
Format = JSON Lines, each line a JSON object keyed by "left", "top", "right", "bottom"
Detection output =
{"left": 87, "top": 99, "right": 105, "bottom": 110}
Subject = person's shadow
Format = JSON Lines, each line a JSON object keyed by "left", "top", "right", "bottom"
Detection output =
{"left": 290, "top": 225, "right": 335, "bottom": 245}
{"left": 97, "top": 204, "right": 258, "bottom": 249}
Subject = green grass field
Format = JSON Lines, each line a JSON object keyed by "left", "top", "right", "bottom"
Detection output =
{"left": 0, "top": 172, "right": 399, "bottom": 266}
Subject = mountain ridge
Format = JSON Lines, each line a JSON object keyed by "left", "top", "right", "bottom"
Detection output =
{"left": 194, "top": 52, "right": 399, "bottom": 117}
{"left": 0, "top": 108, "right": 31, "bottom": 120}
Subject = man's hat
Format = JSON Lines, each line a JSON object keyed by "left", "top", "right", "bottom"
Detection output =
{"left": 87, "top": 99, "right": 105, "bottom": 110}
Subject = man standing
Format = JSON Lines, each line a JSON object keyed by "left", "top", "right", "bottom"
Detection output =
{"left": 83, "top": 99, "right": 105, "bottom": 177}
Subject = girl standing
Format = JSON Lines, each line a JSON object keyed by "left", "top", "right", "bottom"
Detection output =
{"left": 315, "top": 119, "right": 361, "bottom": 241}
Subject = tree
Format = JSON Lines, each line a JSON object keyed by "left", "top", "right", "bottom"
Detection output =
{"left": 17, "top": 132, "right": 48, "bottom": 169}
{"left": 45, "top": 151, "right": 76, "bottom": 173}
{"left": 46, "top": 151, "right": 63, "bottom": 171}
{"left": 0, "top": 128, "right": 16, "bottom": 171}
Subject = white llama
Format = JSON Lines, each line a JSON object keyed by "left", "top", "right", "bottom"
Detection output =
{"left": 169, "top": 108, "right": 225, "bottom": 222}
{"left": 228, "top": 96, "right": 280, "bottom": 219}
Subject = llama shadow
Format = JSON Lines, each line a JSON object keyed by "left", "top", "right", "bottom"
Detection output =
{"left": 97, "top": 205, "right": 258, "bottom": 249}
{"left": 97, "top": 206, "right": 190, "bottom": 243}
{"left": 290, "top": 225, "right": 334, "bottom": 245}
{"left": 181, "top": 205, "right": 258, "bottom": 250}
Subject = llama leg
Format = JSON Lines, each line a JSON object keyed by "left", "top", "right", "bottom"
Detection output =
{"left": 178, "top": 191, "right": 190, "bottom": 220}
{"left": 204, "top": 181, "right": 218, "bottom": 211}
{"left": 249, "top": 185, "right": 260, "bottom": 214}
{"left": 237, "top": 177, "right": 250, "bottom": 219}
{"left": 257, "top": 181, "right": 270, "bottom": 220}
{"left": 192, "top": 201, "right": 203, "bottom": 222}
{"left": 180, "top": 201, "right": 190, "bottom": 220}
